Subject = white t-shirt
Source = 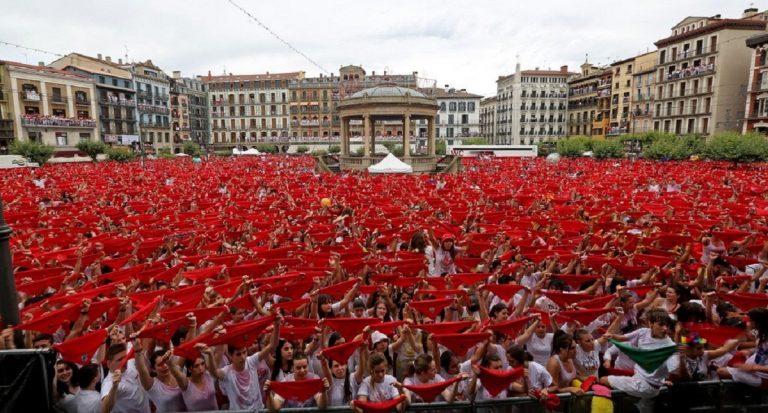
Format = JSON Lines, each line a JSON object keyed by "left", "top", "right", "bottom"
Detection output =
{"left": 403, "top": 373, "right": 447, "bottom": 403}
{"left": 70, "top": 389, "right": 101, "bottom": 413}
{"left": 100, "top": 361, "right": 151, "bottom": 413}
{"left": 147, "top": 378, "right": 185, "bottom": 412}
{"left": 625, "top": 328, "right": 675, "bottom": 387}
{"left": 219, "top": 353, "right": 264, "bottom": 410}
{"left": 357, "top": 374, "right": 399, "bottom": 402}
{"left": 526, "top": 333, "right": 554, "bottom": 366}
{"left": 575, "top": 340, "right": 603, "bottom": 378}
{"left": 526, "top": 361, "right": 553, "bottom": 391}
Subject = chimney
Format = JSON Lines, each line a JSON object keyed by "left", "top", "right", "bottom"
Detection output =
{"left": 560, "top": 65, "right": 568, "bottom": 73}
{"left": 97, "top": 53, "right": 102, "bottom": 60}
{"left": 118, "top": 58, "right": 123, "bottom": 65}
{"left": 460, "top": 88, "right": 466, "bottom": 92}
{"left": 713, "top": 14, "right": 721, "bottom": 19}
{"left": 744, "top": 8, "right": 759, "bottom": 18}
{"left": 105, "top": 56, "right": 111, "bottom": 63}
{"left": 444, "top": 84, "right": 449, "bottom": 93}
{"left": 384, "top": 70, "right": 387, "bottom": 75}
{"left": 38, "top": 61, "right": 45, "bottom": 67}
{"left": 372, "top": 70, "right": 375, "bottom": 76}
{"left": 173, "top": 70, "right": 181, "bottom": 79}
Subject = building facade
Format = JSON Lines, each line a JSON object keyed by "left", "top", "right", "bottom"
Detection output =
{"left": 288, "top": 74, "right": 340, "bottom": 139}
{"left": 203, "top": 71, "right": 302, "bottom": 146}
{"left": 630, "top": 51, "right": 658, "bottom": 134}
{"left": 496, "top": 64, "right": 574, "bottom": 145}
{"left": 0, "top": 60, "right": 98, "bottom": 151}
{"left": 608, "top": 57, "right": 635, "bottom": 137}
{"left": 174, "top": 74, "right": 209, "bottom": 146}
{"left": 480, "top": 96, "right": 497, "bottom": 142}
{"left": 743, "top": 33, "right": 768, "bottom": 133}
{"left": 433, "top": 86, "right": 482, "bottom": 146}
{"left": 49, "top": 53, "right": 138, "bottom": 147}
{"left": 653, "top": 10, "right": 766, "bottom": 136}
{"left": 124, "top": 60, "right": 172, "bottom": 151}
{"left": 567, "top": 63, "right": 604, "bottom": 136}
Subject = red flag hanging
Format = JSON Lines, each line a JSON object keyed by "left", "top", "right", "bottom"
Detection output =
{"left": 408, "top": 298, "right": 453, "bottom": 320}
{"left": 477, "top": 365, "right": 524, "bottom": 397}
{"left": 321, "top": 339, "right": 365, "bottom": 364}
{"left": 323, "top": 318, "right": 380, "bottom": 340}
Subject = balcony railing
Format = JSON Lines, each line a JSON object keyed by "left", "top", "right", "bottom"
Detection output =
{"left": 139, "top": 121, "right": 168, "bottom": 128}
{"left": 137, "top": 90, "right": 153, "bottom": 99}
{"left": 100, "top": 98, "right": 136, "bottom": 107}
{"left": 137, "top": 104, "right": 169, "bottom": 114}
{"left": 21, "top": 91, "right": 41, "bottom": 102}
{"left": 75, "top": 97, "right": 90, "bottom": 105}
{"left": 21, "top": 115, "right": 96, "bottom": 128}
{"left": 663, "top": 64, "right": 715, "bottom": 82}
{"left": 50, "top": 95, "right": 68, "bottom": 104}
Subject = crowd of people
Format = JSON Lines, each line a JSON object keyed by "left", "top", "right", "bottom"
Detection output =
{"left": 1, "top": 155, "right": 768, "bottom": 413}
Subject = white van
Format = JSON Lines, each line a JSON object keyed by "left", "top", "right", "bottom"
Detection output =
{"left": 0, "top": 155, "right": 40, "bottom": 168}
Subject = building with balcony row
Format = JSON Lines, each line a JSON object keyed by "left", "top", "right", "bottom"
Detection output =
{"left": 123, "top": 60, "right": 172, "bottom": 150}
{"left": 0, "top": 60, "right": 99, "bottom": 152}
{"left": 495, "top": 63, "right": 576, "bottom": 145}
{"left": 652, "top": 9, "right": 766, "bottom": 136}
{"left": 431, "top": 85, "right": 482, "bottom": 146}
{"left": 480, "top": 97, "right": 497, "bottom": 142}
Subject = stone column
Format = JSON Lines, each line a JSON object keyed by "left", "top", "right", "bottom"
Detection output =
{"left": 66, "top": 85, "right": 75, "bottom": 119}
{"left": 428, "top": 117, "right": 436, "bottom": 156}
{"left": 341, "top": 117, "right": 349, "bottom": 156}
{"left": 403, "top": 114, "right": 411, "bottom": 158}
{"left": 363, "top": 114, "right": 371, "bottom": 158}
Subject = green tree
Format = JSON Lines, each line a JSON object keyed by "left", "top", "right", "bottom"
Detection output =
{"left": 106, "top": 147, "right": 136, "bottom": 162}
{"left": 461, "top": 137, "right": 489, "bottom": 145}
{"left": 391, "top": 145, "right": 405, "bottom": 157}
{"left": 536, "top": 141, "right": 556, "bottom": 157}
{"left": 592, "top": 139, "right": 625, "bottom": 159}
{"left": 158, "top": 148, "right": 174, "bottom": 159}
{"left": 556, "top": 136, "right": 590, "bottom": 157}
{"left": 703, "top": 132, "right": 768, "bottom": 163}
{"left": 311, "top": 148, "right": 328, "bottom": 156}
{"left": 75, "top": 140, "right": 107, "bottom": 162}
{"left": 328, "top": 145, "right": 341, "bottom": 154}
{"left": 182, "top": 142, "right": 202, "bottom": 157}
{"left": 354, "top": 146, "right": 366, "bottom": 156}
{"left": 10, "top": 141, "right": 55, "bottom": 165}
{"left": 296, "top": 145, "right": 309, "bottom": 154}
{"left": 255, "top": 144, "right": 278, "bottom": 153}
{"left": 435, "top": 140, "right": 446, "bottom": 155}
{"left": 643, "top": 135, "right": 688, "bottom": 160}
{"left": 381, "top": 141, "right": 397, "bottom": 154}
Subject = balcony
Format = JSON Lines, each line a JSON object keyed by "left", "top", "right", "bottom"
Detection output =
{"left": 50, "top": 95, "right": 68, "bottom": 105}
{"left": 137, "top": 104, "right": 169, "bottom": 114}
{"left": 100, "top": 98, "right": 136, "bottom": 107}
{"left": 137, "top": 90, "right": 153, "bottom": 99}
{"left": 75, "top": 97, "right": 90, "bottom": 105}
{"left": 661, "top": 63, "right": 715, "bottom": 83}
{"left": 669, "top": 45, "right": 719, "bottom": 62}
{"left": 21, "top": 115, "right": 96, "bottom": 128}
{"left": 139, "top": 121, "right": 167, "bottom": 129}
{"left": 21, "top": 91, "right": 41, "bottom": 102}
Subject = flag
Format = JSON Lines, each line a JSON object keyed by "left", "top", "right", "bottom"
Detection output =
{"left": 323, "top": 318, "right": 379, "bottom": 341}
{"left": 608, "top": 339, "right": 677, "bottom": 372}
{"left": 411, "top": 320, "right": 475, "bottom": 335}
{"left": 488, "top": 316, "right": 536, "bottom": 337}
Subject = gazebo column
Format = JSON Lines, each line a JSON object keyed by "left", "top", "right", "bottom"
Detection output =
{"left": 340, "top": 117, "right": 349, "bottom": 156}
{"left": 403, "top": 114, "right": 411, "bottom": 158}
{"left": 363, "top": 114, "right": 372, "bottom": 157}
{"left": 428, "top": 117, "right": 436, "bottom": 156}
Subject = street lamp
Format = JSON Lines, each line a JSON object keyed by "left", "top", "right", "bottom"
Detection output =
{"left": 0, "top": 199, "right": 19, "bottom": 327}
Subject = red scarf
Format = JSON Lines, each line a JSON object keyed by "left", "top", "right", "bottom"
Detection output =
{"left": 402, "top": 376, "right": 461, "bottom": 402}
{"left": 477, "top": 366, "right": 524, "bottom": 397}
{"left": 432, "top": 332, "right": 488, "bottom": 356}
{"left": 353, "top": 395, "right": 406, "bottom": 413}
{"left": 269, "top": 378, "right": 324, "bottom": 402}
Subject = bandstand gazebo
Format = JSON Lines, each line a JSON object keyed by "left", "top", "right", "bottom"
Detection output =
{"left": 337, "top": 85, "right": 439, "bottom": 173}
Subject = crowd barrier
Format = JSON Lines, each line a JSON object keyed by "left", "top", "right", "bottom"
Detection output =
{"left": 164, "top": 380, "right": 767, "bottom": 413}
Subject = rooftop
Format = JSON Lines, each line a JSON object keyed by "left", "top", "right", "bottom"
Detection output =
{"left": 349, "top": 85, "right": 427, "bottom": 99}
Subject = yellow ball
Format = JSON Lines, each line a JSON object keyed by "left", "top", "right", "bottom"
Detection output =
{"left": 320, "top": 198, "right": 332, "bottom": 207}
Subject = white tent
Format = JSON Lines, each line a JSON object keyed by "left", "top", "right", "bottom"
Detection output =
{"left": 233, "top": 147, "right": 261, "bottom": 156}
{"left": 367, "top": 153, "right": 413, "bottom": 174}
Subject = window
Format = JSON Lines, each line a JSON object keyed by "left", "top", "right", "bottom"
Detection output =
{"left": 448, "top": 114, "right": 454, "bottom": 124}
{"left": 468, "top": 102, "right": 475, "bottom": 111}
{"left": 440, "top": 102, "right": 446, "bottom": 112}
{"left": 112, "top": 79, "right": 118, "bottom": 86}
{"left": 56, "top": 132, "right": 68, "bottom": 146}
{"left": 52, "top": 108, "right": 66, "bottom": 117}
{"left": 449, "top": 102, "right": 457, "bottom": 111}
{"left": 79, "top": 133, "right": 91, "bottom": 142}
{"left": 458, "top": 102, "right": 466, "bottom": 112}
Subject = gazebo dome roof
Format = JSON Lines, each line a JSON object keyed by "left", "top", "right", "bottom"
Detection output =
{"left": 350, "top": 85, "right": 426, "bottom": 99}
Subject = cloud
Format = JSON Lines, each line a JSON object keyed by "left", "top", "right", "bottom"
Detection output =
{"left": 0, "top": 0, "right": 739, "bottom": 96}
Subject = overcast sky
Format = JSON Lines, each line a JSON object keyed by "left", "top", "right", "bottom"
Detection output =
{"left": 0, "top": 0, "right": 747, "bottom": 97}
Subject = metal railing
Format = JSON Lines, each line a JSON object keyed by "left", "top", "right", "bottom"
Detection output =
{"left": 164, "top": 380, "right": 767, "bottom": 413}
